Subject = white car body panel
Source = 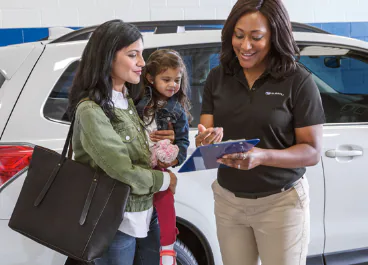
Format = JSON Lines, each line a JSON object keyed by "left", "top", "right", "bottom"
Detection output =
{"left": 322, "top": 125, "right": 368, "bottom": 253}
{"left": 0, "top": 172, "right": 65, "bottom": 265}
{"left": 0, "top": 43, "right": 44, "bottom": 135}
{"left": 304, "top": 164, "right": 325, "bottom": 255}
{"left": 0, "top": 43, "right": 37, "bottom": 79}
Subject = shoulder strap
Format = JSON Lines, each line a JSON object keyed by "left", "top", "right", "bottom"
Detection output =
{"left": 62, "top": 98, "right": 91, "bottom": 160}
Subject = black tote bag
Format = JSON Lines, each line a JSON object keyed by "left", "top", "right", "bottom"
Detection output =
{"left": 8, "top": 110, "right": 130, "bottom": 262}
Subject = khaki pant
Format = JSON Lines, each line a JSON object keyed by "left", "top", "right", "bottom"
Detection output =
{"left": 212, "top": 177, "right": 310, "bottom": 265}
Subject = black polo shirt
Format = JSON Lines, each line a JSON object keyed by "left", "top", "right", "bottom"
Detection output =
{"left": 201, "top": 59, "right": 325, "bottom": 193}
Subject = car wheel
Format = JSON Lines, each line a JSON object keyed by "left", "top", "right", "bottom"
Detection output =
{"left": 175, "top": 239, "right": 198, "bottom": 265}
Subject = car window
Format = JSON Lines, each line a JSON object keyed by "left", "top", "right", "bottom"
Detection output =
{"left": 44, "top": 44, "right": 368, "bottom": 126}
{"left": 299, "top": 45, "right": 368, "bottom": 124}
{"left": 175, "top": 45, "right": 221, "bottom": 127}
{"left": 44, "top": 45, "right": 222, "bottom": 126}
{"left": 143, "top": 46, "right": 221, "bottom": 128}
{"left": 43, "top": 60, "right": 79, "bottom": 123}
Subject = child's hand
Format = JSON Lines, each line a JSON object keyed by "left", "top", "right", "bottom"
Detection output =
{"left": 157, "top": 159, "right": 178, "bottom": 169}
{"left": 149, "top": 122, "right": 175, "bottom": 143}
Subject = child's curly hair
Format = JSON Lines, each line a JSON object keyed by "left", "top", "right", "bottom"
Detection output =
{"left": 141, "top": 49, "right": 192, "bottom": 124}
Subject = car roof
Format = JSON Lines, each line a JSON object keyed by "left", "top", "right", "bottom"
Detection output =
{"left": 139, "top": 30, "right": 368, "bottom": 52}
{"left": 2, "top": 21, "right": 368, "bottom": 81}
{"left": 48, "top": 28, "right": 368, "bottom": 52}
{"left": 294, "top": 32, "right": 368, "bottom": 51}
{"left": 46, "top": 20, "right": 368, "bottom": 52}
{"left": 49, "top": 20, "right": 329, "bottom": 43}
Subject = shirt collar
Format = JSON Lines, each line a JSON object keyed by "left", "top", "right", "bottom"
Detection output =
{"left": 112, "top": 89, "right": 123, "bottom": 101}
{"left": 225, "top": 57, "right": 271, "bottom": 80}
{"left": 111, "top": 89, "right": 130, "bottom": 105}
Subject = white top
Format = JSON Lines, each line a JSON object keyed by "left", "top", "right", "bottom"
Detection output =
{"left": 143, "top": 116, "right": 158, "bottom": 149}
{"left": 111, "top": 89, "right": 170, "bottom": 238}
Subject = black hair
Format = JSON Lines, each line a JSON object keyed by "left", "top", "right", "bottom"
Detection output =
{"left": 221, "top": 0, "right": 300, "bottom": 78}
{"left": 141, "top": 49, "right": 192, "bottom": 123}
{"left": 68, "top": 19, "right": 143, "bottom": 120}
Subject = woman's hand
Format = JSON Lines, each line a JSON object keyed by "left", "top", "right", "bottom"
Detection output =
{"left": 217, "top": 147, "right": 266, "bottom": 170}
{"left": 157, "top": 159, "right": 178, "bottom": 169}
{"left": 168, "top": 170, "right": 177, "bottom": 194}
{"left": 195, "top": 124, "right": 223, "bottom": 147}
{"left": 150, "top": 122, "right": 175, "bottom": 143}
{"left": 218, "top": 125, "right": 323, "bottom": 170}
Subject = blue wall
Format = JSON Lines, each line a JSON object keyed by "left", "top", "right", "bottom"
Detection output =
{"left": 1, "top": 22, "right": 368, "bottom": 47}
{"left": 0, "top": 27, "right": 80, "bottom": 46}
{"left": 309, "top": 22, "right": 368, "bottom": 42}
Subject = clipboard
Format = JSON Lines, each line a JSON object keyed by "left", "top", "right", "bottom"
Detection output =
{"left": 178, "top": 138, "right": 260, "bottom": 173}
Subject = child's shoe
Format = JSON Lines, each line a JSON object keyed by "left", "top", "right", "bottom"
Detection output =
{"left": 160, "top": 249, "right": 176, "bottom": 265}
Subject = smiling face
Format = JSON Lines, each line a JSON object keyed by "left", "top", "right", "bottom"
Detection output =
{"left": 150, "top": 67, "right": 182, "bottom": 100}
{"left": 232, "top": 11, "right": 271, "bottom": 71}
{"left": 111, "top": 38, "right": 145, "bottom": 85}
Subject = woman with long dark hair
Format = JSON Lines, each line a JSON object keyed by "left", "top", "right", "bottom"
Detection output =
{"left": 195, "top": 0, "right": 325, "bottom": 264}
{"left": 67, "top": 19, "right": 177, "bottom": 265}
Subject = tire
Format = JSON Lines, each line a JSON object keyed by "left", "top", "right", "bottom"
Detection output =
{"left": 175, "top": 239, "right": 199, "bottom": 265}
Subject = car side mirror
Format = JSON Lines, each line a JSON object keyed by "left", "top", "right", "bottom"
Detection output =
{"left": 324, "top": 57, "right": 341, "bottom": 68}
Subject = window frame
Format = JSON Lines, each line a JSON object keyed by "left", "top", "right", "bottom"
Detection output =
{"left": 43, "top": 40, "right": 368, "bottom": 127}
{"left": 163, "top": 43, "right": 222, "bottom": 128}
{"left": 43, "top": 59, "right": 80, "bottom": 125}
{"left": 297, "top": 41, "right": 368, "bottom": 127}
{"left": 43, "top": 43, "right": 224, "bottom": 126}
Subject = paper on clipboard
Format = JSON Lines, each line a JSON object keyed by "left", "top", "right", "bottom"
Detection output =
{"left": 178, "top": 138, "right": 260, "bottom": 173}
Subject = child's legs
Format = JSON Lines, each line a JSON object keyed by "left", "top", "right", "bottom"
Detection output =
{"left": 153, "top": 190, "right": 178, "bottom": 246}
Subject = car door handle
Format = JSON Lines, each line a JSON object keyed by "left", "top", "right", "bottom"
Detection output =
{"left": 325, "top": 149, "right": 363, "bottom": 158}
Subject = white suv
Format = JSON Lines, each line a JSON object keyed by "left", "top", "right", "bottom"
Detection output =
{"left": 1, "top": 21, "right": 368, "bottom": 265}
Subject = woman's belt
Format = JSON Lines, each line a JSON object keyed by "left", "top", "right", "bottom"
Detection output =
{"left": 233, "top": 177, "right": 302, "bottom": 199}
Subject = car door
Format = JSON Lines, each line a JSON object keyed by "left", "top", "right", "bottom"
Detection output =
{"left": 299, "top": 44, "right": 368, "bottom": 264}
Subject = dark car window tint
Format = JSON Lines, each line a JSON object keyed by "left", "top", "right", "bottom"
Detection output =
{"left": 44, "top": 45, "right": 222, "bottom": 126}
{"left": 176, "top": 46, "right": 221, "bottom": 127}
{"left": 144, "top": 46, "right": 221, "bottom": 128}
{"left": 43, "top": 60, "right": 79, "bottom": 123}
{"left": 299, "top": 46, "right": 368, "bottom": 124}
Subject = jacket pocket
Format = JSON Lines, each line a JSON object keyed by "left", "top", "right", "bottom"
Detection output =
{"left": 120, "top": 126, "right": 137, "bottom": 143}
{"left": 118, "top": 125, "right": 140, "bottom": 161}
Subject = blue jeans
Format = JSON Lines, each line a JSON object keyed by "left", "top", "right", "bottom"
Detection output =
{"left": 93, "top": 211, "right": 160, "bottom": 265}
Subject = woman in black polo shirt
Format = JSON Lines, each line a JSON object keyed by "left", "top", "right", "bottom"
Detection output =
{"left": 195, "top": 0, "right": 325, "bottom": 264}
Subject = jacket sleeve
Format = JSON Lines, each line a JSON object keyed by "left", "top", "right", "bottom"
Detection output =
{"left": 77, "top": 106, "right": 164, "bottom": 195}
{"left": 173, "top": 111, "right": 190, "bottom": 167}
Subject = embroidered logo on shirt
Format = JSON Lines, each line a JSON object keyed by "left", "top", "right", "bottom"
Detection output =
{"left": 265, "top": 91, "right": 284, "bottom": 97}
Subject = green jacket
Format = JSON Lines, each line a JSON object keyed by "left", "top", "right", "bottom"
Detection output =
{"left": 72, "top": 99, "right": 164, "bottom": 212}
